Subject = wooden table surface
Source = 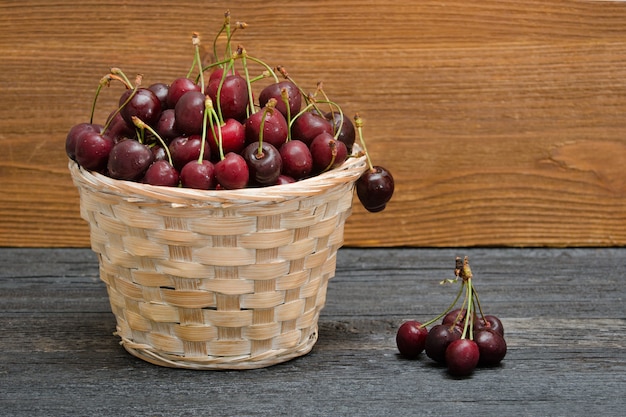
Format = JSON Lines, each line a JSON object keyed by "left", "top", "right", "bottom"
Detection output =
{"left": 1, "top": 247, "right": 624, "bottom": 416}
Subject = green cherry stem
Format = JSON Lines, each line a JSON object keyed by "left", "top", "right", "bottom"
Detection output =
{"left": 132, "top": 117, "right": 173, "bottom": 165}
{"left": 418, "top": 281, "right": 465, "bottom": 329}
{"left": 198, "top": 96, "right": 215, "bottom": 163}
{"left": 237, "top": 46, "right": 256, "bottom": 117}
{"left": 354, "top": 114, "right": 374, "bottom": 170}
{"left": 90, "top": 75, "right": 112, "bottom": 124}
{"left": 280, "top": 87, "right": 293, "bottom": 141}
{"left": 192, "top": 32, "right": 205, "bottom": 94}
{"left": 461, "top": 278, "right": 474, "bottom": 340}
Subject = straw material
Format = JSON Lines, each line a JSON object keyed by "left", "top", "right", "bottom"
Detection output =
{"left": 69, "top": 153, "right": 367, "bottom": 369}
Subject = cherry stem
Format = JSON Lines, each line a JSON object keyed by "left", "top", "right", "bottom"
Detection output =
{"left": 101, "top": 76, "right": 141, "bottom": 133}
{"left": 461, "top": 278, "right": 474, "bottom": 340}
{"left": 214, "top": 59, "right": 235, "bottom": 124}
{"left": 132, "top": 116, "right": 173, "bottom": 165}
{"left": 237, "top": 46, "right": 256, "bottom": 117}
{"left": 192, "top": 32, "right": 205, "bottom": 94}
{"left": 354, "top": 114, "right": 375, "bottom": 170}
{"left": 280, "top": 87, "right": 292, "bottom": 141}
{"left": 198, "top": 96, "right": 213, "bottom": 163}
{"left": 90, "top": 75, "right": 111, "bottom": 124}
{"left": 418, "top": 282, "right": 465, "bottom": 329}
{"left": 244, "top": 54, "right": 279, "bottom": 83}
{"left": 110, "top": 68, "right": 133, "bottom": 89}
{"left": 257, "top": 101, "right": 275, "bottom": 156}
{"left": 277, "top": 66, "right": 309, "bottom": 106}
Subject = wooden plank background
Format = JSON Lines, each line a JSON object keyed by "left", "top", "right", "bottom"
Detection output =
{"left": 1, "top": 0, "right": 626, "bottom": 247}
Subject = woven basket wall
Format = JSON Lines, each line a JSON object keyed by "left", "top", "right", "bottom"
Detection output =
{"left": 69, "top": 153, "right": 367, "bottom": 369}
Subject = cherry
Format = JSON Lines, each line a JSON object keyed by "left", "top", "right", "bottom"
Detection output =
{"left": 356, "top": 166, "right": 394, "bottom": 212}
{"left": 166, "top": 77, "right": 201, "bottom": 108}
{"left": 174, "top": 90, "right": 206, "bottom": 136}
{"left": 208, "top": 74, "right": 249, "bottom": 121}
{"left": 208, "top": 67, "right": 240, "bottom": 85}
{"left": 442, "top": 308, "right": 467, "bottom": 327}
{"left": 169, "top": 135, "right": 210, "bottom": 171}
{"left": 208, "top": 118, "right": 246, "bottom": 159}
{"left": 258, "top": 81, "right": 302, "bottom": 121}
{"left": 147, "top": 82, "right": 170, "bottom": 110}
{"left": 155, "top": 109, "right": 180, "bottom": 143}
{"left": 244, "top": 105, "right": 289, "bottom": 148}
{"left": 424, "top": 324, "right": 462, "bottom": 364}
{"left": 309, "top": 132, "right": 348, "bottom": 174}
{"left": 103, "top": 111, "right": 135, "bottom": 142}
{"left": 150, "top": 145, "right": 168, "bottom": 162}
{"left": 65, "top": 123, "right": 102, "bottom": 161}
{"left": 474, "top": 329, "right": 507, "bottom": 367}
{"left": 107, "top": 139, "right": 155, "bottom": 180}
{"left": 275, "top": 174, "right": 295, "bottom": 185}
{"left": 279, "top": 140, "right": 313, "bottom": 180}
{"left": 74, "top": 130, "right": 114, "bottom": 172}
{"left": 119, "top": 88, "right": 162, "bottom": 128}
{"left": 214, "top": 152, "right": 249, "bottom": 189}
{"left": 396, "top": 321, "right": 429, "bottom": 359}
{"left": 326, "top": 111, "right": 356, "bottom": 152}
{"left": 142, "top": 160, "right": 179, "bottom": 187}
{"left": 291, "top": 112, "right": 333, "bottom": 146}
{"left": 481, "top": 315, "right": 504, "bottom": 337}
{"left": 180, "top": 160, "right": 215, "bottom": 190}
{"left": 445, "top": 339, "right": 480, "bottom": 376}
{"left": 242, "top": 142, "right": 282, "bottom": 186}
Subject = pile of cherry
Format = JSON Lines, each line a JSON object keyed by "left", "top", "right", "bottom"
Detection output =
{"left": 396, "top": 257, "right": 507, "bottom": 377}
{"left": 65, "top": 12, "right": 393, "bottom": 213}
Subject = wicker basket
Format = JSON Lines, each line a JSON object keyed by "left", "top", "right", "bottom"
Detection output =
{"left": 69, "top": 153, "right": 367, "bottom": 369}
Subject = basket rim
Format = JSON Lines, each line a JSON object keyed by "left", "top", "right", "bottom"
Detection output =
{"left": 69, "top": 148, "right": 368, "bottom": 205}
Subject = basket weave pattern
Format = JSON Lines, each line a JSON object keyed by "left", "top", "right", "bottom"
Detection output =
{"left": 70, "top": 154, "right": 366, "bottom": 369}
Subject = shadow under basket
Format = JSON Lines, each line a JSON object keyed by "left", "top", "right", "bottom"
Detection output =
{"left": 69, "top": 153, "right": 367, "bottom": 370}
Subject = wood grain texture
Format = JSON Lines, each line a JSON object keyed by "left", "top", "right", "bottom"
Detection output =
{"left": 2, "top": 1, "right": 626, "bottom": 247}
{"left": 1, "top": 248, "right": 625, "bottom": 416}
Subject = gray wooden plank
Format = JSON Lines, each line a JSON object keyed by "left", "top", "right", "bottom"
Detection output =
{"left": 0, "top": 248, "right": 624, "bottom": 417}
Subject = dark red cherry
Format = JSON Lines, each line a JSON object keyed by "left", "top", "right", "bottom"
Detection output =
{"left": 258, "top": 81, "right": 302, "bottom": 121}
{"left": 180, "top": 160, "right": 215, "bottom": 190}
{"left": 280, "top": 140, "right": 313, "bottom": 180}
{"left": 174, "top": 90, "right": 206, "bottom": 136}
{"left": 119, "top": 88, "right": 162, "bottom": 128}
{"left": 325, "top": 111, "right": 356, "bottom": 153}
{"left": 275, "top": 174, "right": 295, "bottom": 185}
{"left": 166, "top": 77, "right": 201, "bottom": 108}
{"left": 356, "top": 166, "right": 394, "bottom": 212}
{"left": 474, "top": 329, "right": 507, "bottom": 367}
{"left": 148, "top": 82, "right": 170, "bottom": 110}
{"left": 425, "top": 324, "right": 462, "bottom": 364}
{"left": 445, "top": 339, "right": 480, "bottom": 376}
{"left": 208, "top": 118, "right": 246, "bottom": 159}
{"left": 396, "top": 321, "right": 429, "bottom": 359}
{"left": 291, "top": 112, "right": 333, "bottom": 146}
{"left": 103, "top": 111, "right": 135, "bottom": 142}
{"left": 169, "top": 135, "right": 210, "bottom": 171}
{"left": 66, "top": 123, "right": 103, "bottom": 161}
{"left": 481, "top": 315, "right": 505, "bottom": 337}
{"left": 107, "top": 139, "right": 155, "bottom": 181}
{"left": 155, "top": 109, "right": 180, "bottom": 143}
{"left": 208, "top": 74, "right": 249, "bottom": 121}
{"left": 215, "top": 152, "right": 249, "bottom": 189}
{"left": 309, "top": 132, "right": 348, "bottom": 173}
{"left": 242, "top": 142, "right": 282, "bottom": 186}
{"left": 74, "top": 131, "right": 114, "bottom": 172}
{"left": 142, "top": 160, "right": 180, "bottom": 187}
{"left": 244, "top": 107, "right": 289, "bottom": 148}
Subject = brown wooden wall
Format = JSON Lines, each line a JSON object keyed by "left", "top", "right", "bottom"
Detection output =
{"left": 2, "top": 0, "right": 626, "bottom": 248}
